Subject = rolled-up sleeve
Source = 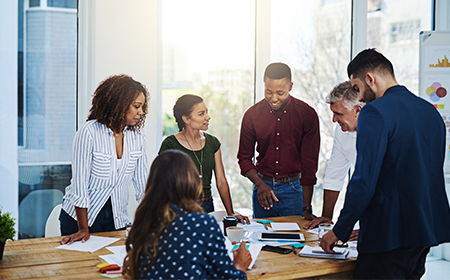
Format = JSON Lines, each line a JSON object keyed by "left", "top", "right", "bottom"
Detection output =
{"left": 65, "top": 126, "right": 93, "bottom": 208}
{"left": 323, "top": 127, "right": 352, "bottom": 191}
{"left": 299, "top": 108, "right": 320, "bottom": 186}
{"left": 237, "top": 110, "right": 257, "bottom": 176}
{"left": 132, "top": 133, "right": 148, "bottom": 202}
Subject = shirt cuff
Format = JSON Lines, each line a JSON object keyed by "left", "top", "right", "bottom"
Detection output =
{"left": 322, "top": 178, "right": 345, "bottom": 191}
{"left": 64, "top": 193, "right": 89, "bottom": 209}
{"left": 239, "top": 162, "right": 256, "bottom": 176}
{"left": 300, "top": 177, "right": 317, "bottom": 186}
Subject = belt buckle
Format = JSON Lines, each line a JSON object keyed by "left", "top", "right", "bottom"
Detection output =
{"left": 273, "top": 176, "right": 276, "bottom": 184}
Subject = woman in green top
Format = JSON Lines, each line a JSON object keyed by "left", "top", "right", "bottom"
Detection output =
{"left": 159, "top": 94, "right": 249, "bottom": 224}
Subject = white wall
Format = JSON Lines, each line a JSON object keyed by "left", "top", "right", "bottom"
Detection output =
{"left": 0, "top": 0, "right": 19, "bottom": 237}
{"left": 78, "top": 0, "right": 161, "bottom": 219}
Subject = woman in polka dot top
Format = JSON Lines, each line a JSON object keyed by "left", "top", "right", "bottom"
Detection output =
{"left": 123, "top": 150, "right": 252, "bottom": 280}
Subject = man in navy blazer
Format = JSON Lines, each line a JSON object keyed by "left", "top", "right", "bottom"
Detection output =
{"left": 320, "top": 49, "right": 450, "bottom": 279}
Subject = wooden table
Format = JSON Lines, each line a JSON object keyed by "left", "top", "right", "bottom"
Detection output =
{"left": 0, "top": 216, "right": 355, "bottom": 279}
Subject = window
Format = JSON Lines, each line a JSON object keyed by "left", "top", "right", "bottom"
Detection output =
{"left": 366, "top": 0, "right": 432, "bottom": 93}
{"left": 16, "top": 0, "right": 77, "bottom": 238}
{"left": 161, "top": 0, "right": 255, "bottom": 214}
{"left": 270, "top": 0, "right": 352, "bottom": 217}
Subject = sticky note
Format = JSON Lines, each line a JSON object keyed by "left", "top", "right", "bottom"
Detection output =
{"left": 257, "top": 219, "right": 274, "bottom": 224}
{"left": 438, "top": 104, "right": 445, "bottom": 109}
{"left": 96, "top": 262, "right": 110, "bottom": 269}
{"left": 291, "top": 243, "right": 306, "bottom": 249}
{"left": 101, "top": 273, "right": 123, "bottom": 278}
{"left": 231, "top": 244, "right": 250, "bottom": 252}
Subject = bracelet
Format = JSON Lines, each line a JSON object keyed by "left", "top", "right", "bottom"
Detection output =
{"left": 302, "top": 205, "right": 313, "bottom": 213}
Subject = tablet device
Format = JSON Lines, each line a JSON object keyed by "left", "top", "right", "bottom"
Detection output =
{"left": 257, "top": 232, "right": 305, "bottom": 242}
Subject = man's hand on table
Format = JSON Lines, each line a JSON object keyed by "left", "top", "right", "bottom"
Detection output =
{"left": 256, "top": 182, "right": 279, "bottom": 210}
{"left": 303, "top": 211, "right": 317, "bottom": 221}
{"left": 304, "top": 216, "right": 333, "bottom": 229}
{"left": 60, "top": 229, "right": 90, "bottom": 245}
{"left": 319, "top": 230, "right": 339, "bottom": 254}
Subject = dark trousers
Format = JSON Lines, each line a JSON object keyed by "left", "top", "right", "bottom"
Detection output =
{"left": 354, "top": 246, "right": 430, "bottom": 279}
{"left": 59, "top": 198, "right": 124, "bottom": 235}
{"left": 198, "top": 196, "right": 214, "bottom": 213}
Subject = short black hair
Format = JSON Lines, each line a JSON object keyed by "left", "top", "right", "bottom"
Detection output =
{"left": 264, "top": 62, "right": 292, "bottom": 81}
{"left": 347, "top": 48, "right": 395, "bottom": 81}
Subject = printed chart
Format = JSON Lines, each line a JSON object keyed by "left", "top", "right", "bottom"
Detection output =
{"left": 425, "top": 46, "right": 450, "bottom": 70}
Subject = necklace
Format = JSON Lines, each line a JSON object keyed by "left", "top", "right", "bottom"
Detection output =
{"left": 184, "top": 133, "right": 203, "bottom": 179}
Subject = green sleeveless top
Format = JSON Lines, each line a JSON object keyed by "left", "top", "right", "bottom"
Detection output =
{"left": 158, "top": 132, "right": 221, "bottom": 198}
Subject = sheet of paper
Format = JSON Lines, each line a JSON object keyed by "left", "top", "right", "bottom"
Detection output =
{"left": 99, "top": 245, "right": 128, "bottom": 266}
{"left": 106, "top": 245, "right": 126, "bottom": 255}
{"left": 225, "top": 238, "right": 262, "bottom": 269}
{"left": 270, "top": 222, "right": 301, "bottom": 231}
{"left": 99, "top": 254, "right": 126, "bottom": 266}
{"left": 55, "top": 236, "right": 120, "bottom": 253}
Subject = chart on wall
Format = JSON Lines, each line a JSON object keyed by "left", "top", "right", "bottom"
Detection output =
{"left": 419, "top": 31, "right": 450, "bottom": 166}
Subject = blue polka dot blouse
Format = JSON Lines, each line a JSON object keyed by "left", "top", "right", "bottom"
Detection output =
{"left": 139, "top": 205, "right": 247, "bottom": 279}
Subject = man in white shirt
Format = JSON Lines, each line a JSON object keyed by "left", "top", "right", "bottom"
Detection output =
{"left": 304, "top": 81, "right": 363, "bottom": 230}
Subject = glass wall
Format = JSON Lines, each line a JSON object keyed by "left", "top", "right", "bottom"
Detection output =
{"left": 15, "top": 0, "right": 76, "bottom": 238}
{"left": 161, "top": 0, "right": 256, "bottom": 214}
{"left": 270, "top": 0, "right": 352, "bottom": 217}
{"left": 366, "top": 0, "right": 432, "bottom": 94}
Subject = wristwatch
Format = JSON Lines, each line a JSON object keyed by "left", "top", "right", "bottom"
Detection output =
{"left": 302, "top": 205, "right": 312, "bottom": 213}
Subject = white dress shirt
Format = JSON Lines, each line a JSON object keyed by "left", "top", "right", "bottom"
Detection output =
{"left": 322, "top": 125, "right": 357, "bottom": 191}
{"left": 62, "top": 120, "right": 148, "bottom": 229}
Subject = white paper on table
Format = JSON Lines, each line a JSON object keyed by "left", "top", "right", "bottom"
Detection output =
{"left": 307, "top": 228, "right": 319, "bottom": 235}
{"left": 99, "top": 245, "right": 128, "bottom": 266}
{"left": 106, "top": 245, "right": 126, "bottom": 255}
{"left": 270, "top": 222, "right": 301, "bottom": 231}
{"left": 55, "top": 236, "right": 120, "bottom": 253}
{"left": 224, "top": 238, "right": 262, "bottom": 269}
{"left": 99, "top": 253, "right": 126, "bottom": 266}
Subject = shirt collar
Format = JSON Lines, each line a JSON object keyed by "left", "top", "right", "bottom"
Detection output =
{"left": 268, "top": 94, "right": 292, "bottom": 114}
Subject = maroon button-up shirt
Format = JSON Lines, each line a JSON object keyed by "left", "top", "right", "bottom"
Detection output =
{"left": 237, "top": 96, "right": 320, "bottom": 186}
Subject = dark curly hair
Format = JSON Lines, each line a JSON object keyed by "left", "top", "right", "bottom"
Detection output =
{"left": 87, "top": 74, "right": 150, "bottom": 132}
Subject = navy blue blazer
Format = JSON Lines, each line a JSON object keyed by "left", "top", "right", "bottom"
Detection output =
{"left": 333, "top": 85, "right": 450, "bottom": 254}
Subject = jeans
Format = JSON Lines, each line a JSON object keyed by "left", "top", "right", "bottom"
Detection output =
{"left": 252, "top": 178, "right": 304, "bottom": 218}
{"left": 198, "top": 196, "right": 214, "bottom": 213}
{"left": 59, "top": 198, "right": 124, "bottom": 235}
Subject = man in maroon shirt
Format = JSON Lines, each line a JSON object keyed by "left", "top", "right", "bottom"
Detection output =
{"left": 237, "top": 63, "right": 320, "bottom": 219}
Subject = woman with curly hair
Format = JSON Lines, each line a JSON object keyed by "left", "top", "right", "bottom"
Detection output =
{"left": 123, "top": 150, "right": 251, "bottom": 280}
{"left": 60, "top": 74, "right": 150, "bottom": 245}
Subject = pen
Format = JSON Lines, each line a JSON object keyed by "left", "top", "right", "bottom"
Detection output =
{"left": 263, "top": 224, "right": 269, "bottom": 230}
{"left": 291, "top": 245, "right": 297, "bottom": 254}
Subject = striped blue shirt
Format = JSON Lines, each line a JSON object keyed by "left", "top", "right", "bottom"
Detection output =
{"left": 62, "top": 120, "right": 149, "bottom": 229}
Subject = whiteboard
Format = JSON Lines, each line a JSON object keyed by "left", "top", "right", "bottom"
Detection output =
{"left": 419, "top": 31, "right": 450, "bottom": 171}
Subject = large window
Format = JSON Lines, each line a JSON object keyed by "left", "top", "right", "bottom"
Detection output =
{"left": 366, "top": 0, "right": 432, "bottom": 93}
{"left": 270, "top": 0, "right": 352, "bottom": 218}
{"left": 161, "top": 0, "right": 256, "bottom": 214}
{"left": 17, "top": 0, "right": 77, "bottom": 238}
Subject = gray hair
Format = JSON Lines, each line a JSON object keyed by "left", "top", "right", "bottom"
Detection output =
{"left": 326, "top": 81, "right": 365, "bottom": 110}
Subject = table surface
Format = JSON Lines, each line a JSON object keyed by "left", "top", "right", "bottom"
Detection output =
{"left": 0, "top": 215, "right": 355, "bottom": 280}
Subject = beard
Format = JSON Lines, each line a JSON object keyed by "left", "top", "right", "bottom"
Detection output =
{"left": 361, "top": 82, "right": 377, "bottom": 103}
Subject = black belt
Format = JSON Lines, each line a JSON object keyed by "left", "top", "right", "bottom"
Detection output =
{"left": 259, "top": 173, "right": 301, "bottom": 183}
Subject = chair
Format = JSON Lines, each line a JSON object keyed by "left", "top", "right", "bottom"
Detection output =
{"left": 45, "top": 204, "right": 62, "bottom": 237}
{"left": 18, "top": 189, "right": 63, "bottom": 238}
